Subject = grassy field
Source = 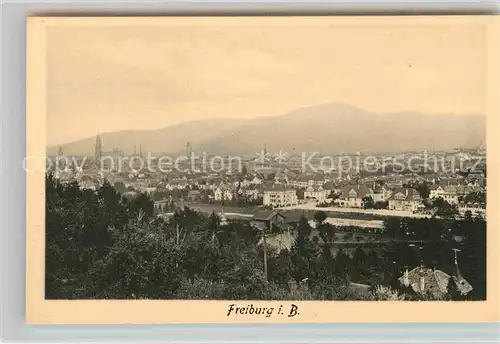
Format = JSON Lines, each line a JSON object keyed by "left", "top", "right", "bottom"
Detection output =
{"left": 183, "top": 203, "right": 390, "bottom": 227}
{"left": 183, "top": 202, "right": 262, "bottom": 215}
{"left": 301, "top": 209, "right": 385, "bottom": 221}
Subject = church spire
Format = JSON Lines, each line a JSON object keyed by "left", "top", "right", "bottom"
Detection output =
{"left": 94, "top": 131, "right": 102, "bottom": 165}
{"left": 219, "top": 203, "right": 228, "bottom": 226}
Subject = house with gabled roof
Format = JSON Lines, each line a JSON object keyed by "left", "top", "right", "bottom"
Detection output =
{"left": 456, "top": 185, "right": 485, "bottom": 196}
{"left": 262, "top": 184, "right": 298, "bottom": 207}
{"left": 399, "top": 266, "right": 452, "bottom": 298}
{"left": 187, "top": 189, "right": 201, "bottom": 202}
{"left": 250, "top": 175, "right": 263, "bottom": 185}
{"left": 243, "top": 184, "right": 263, "bottom": 200}
{"left": 334, "top": 184, "right": 373, "bottom": 208}
{"left": 251, "top": 209, "right": 289, "bottom": 231}
{"left": 274, "top": 171, "right": 289, "bottom": 185}
{"left": 442, "top": 186, "right": 460, "bottom": 204}
{"left": 304, "top": 185, "right": 328, "bottom": 203}
{"left": 388, "top": 188, "right": 423, "bottom": 212}
{"left": 240, "top": 176, "right": 254, "bottom": 187}
{"left": 214, "top": 186, "right": 234, "bottom": 201}
{"left": 371, "top": 184, "right": 393, "bottom": 203}
{"left": 289, "top": 174, "right": 311, "bottom": 188}
{"left": 313, "top": 174, "right": 327, "bottom": 186}
{"left": 429, "top": 184, "right": 446, "bottom": 199}
{"left": 252, "top": 209, "right": 298, "bottom": 253}
{"left": 429, "top": 184, "right": 473, "bottom": 205}
{"left": 399, "top": 251, "right": 473, "bottom": 298}
{"left": 458, "top": 202, "right": 486, "bottom": 216}
{"left": 322, "top": 181, "right": 336, "bottom": 192}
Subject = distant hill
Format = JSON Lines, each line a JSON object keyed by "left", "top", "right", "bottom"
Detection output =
{"left": 47, "top": 118, "right": 246, "bottom": 156}
{"left": 48, "top": 103, "right": 485, "bottom": 156}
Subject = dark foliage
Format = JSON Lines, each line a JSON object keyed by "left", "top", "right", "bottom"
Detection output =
{"left": 46, "top": 174, "right": 486, "bottom": 300}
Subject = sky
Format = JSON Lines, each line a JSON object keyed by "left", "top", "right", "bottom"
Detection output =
{"left": 46, "top": 18, "right": 486, "bottom": 146}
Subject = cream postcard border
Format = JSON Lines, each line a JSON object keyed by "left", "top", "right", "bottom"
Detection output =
{"left": 26, "top": 15, "right": 500, "bottom": 324}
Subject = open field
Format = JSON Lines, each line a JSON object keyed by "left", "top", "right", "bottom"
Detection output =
{"left": 163, "top": 202, "right": 424, "bottom": 228}
{"left": 180, "top": 202, "right": 428, "bottom": 220}
{"left": 183, "top": 202, "right": 262, "bottom": 215}
{"left": 281, "top": 203, "right": 432, "bottom": 219}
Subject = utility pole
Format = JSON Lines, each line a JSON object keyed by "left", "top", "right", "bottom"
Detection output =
{"left": 174, "top": 211, "right": 180, "bottom": 246}
{"left": 452, "top": 248, "right": 461, "bottom": 266}
{"left": 176, "top": 222, "right": 180, "bottom": 246}
{"left": 173, "top": 210, "right": 181, "bottom": 270}
{"left": 263, "top": 221, "right": 269, "bottom": 281}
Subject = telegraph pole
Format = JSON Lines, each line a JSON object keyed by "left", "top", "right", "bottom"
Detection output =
{"left": 452, "top": 248, "right": 461, "bottom": 266}
{"left": 175, "top": 212, "right": 180, "bottom": 246}
{"left": 263, "top": 221, "right": 269, "bottom": 281}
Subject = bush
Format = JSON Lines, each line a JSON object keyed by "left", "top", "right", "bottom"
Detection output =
{"left": 46, "top": 173, "right": 487, "bottom": 301}
{"left": 371, "top": 285, "right": 406, "bottom": 301}
{"left": 176, "top": 277, "right": 227, "bottom": 299}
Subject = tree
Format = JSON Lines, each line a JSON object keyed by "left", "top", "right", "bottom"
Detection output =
{"left": 113, "top": 181, "right": 127, "bottom": 194}
{"left": 332, "top": 249, "right": 350, "bottom": 278}
{"left": 98, "top": 218, "right": 186, "bottom": 299}
{"left": 362, "top": 196, "right": 375, "bottom": 209}
{"left": 50, "top": 172, "right": 487, "bottom": 301}
{"left": 46, "top": 174, "right": 129, "bottom": 298}
{"left": 464, "top": 191, "right": 486, "bottom": 205}
{"left": 434, "top": 200, "right": 459, "bottom": 219}
{"left": 297, "top": 215, "right": 311, "bottom": 238}
{"left": 125, "top": 192, "right": 154, "bottom": 217}
{"left": 241, "top": 164, "right": 248, "bottom": 176}
{"left": 267, "top": 250, "right": 294, "bottom": 286}
{"left": 208, "top": 211, "right": 220, "bottom": 231}
{"left": 372, "top": 285, "right": 406, "bottom": 301}
{"left": 415, "top": 181, "right": 431, "bottom": 199}
{"left": 351, "top": 248, "right": 368, "bottom": 281}
{"left": 446, "top": 277, "right": 465, "bottom": 301}
{"left": 318, "top": 223, "right": 336, "bottom": 244}
{"left": 374, "top": 201, "right": 388, "bottom": 209}
{"left": 383, "top": 217, "right": 402, "bottom": 237}
{"left": 432, "top": 197, "right": 446, "bottom": 208}
{"left": 459, "top": 216, "right": 486, "bottom": 300}
{"left": 296, "top": 189, "right": 305, "bottom": 200}
{"left": 291, "top": 215, "right": 321, "bottom": 282}
{"left": 208, "top": 211, "right": 221, "bottom": 245}
{"left": 313, "top": 211, "right": 327, "bottom": 225}
{"left": 328, "top": 191, "right": 340, "bottom": 200}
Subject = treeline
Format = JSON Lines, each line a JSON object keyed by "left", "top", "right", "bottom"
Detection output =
{"left": 46, "top": 174, "right": 486, "bottom": 300}
{"left": 379, "top": 214, "right": 486, "bottom": 298}
{"left": 46, "top": 174, "right": 360, "bottom": 300}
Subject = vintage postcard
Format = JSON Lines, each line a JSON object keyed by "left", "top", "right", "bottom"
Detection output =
{"left": 27, "top": 16, "right": 499, "bottom": 324}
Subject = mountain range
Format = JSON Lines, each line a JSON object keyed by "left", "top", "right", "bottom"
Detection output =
{"left": 48, "top": 103, "right": 486, "bottom": 156}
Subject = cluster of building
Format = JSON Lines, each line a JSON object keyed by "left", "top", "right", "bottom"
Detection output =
{"left": 50, "top": 136, "right": 486, "bottom": 216}
{"left": 53, "top": 161, "right": 486, "bottom": 217}
{"left": 252, "top": 171, "right": 484, "bottom": 214}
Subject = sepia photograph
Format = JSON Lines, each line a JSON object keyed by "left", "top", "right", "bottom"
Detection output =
{"left": 43, "top": 16, "right": 488, "bottom": 302}
{"left": 25, "top": 16, "right": 499, "bottom": 323}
